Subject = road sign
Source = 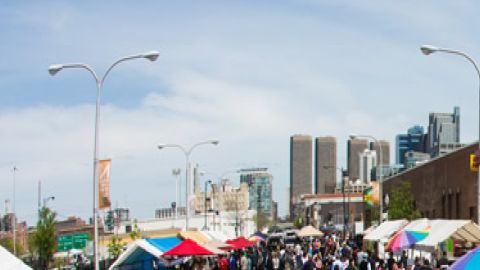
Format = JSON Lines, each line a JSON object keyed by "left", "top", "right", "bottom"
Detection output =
{"left": 471, "top": 152, "right": 480, "bottom": 172}
{"left": 57, "top": 233, "right": 89, "bottom": 251}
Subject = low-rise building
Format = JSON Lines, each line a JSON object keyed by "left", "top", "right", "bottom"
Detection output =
{"left": 383, "top": 143, "right": 477, "bottom": 221}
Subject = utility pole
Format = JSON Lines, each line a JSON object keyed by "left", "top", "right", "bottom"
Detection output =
{"left": 12, "top": 166, "right": 18, "bottom": 256}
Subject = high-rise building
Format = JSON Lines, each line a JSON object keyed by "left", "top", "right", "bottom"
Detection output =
{"left": 315, "top": 136, "right": 336, "bottom": 194}
{"left": 239, "top": 168, "right": 273, "bottom": 218}
{"left": 396, "top": 125, "right": 426, "bottom": 164}
{"left": 370, "top": 140, "right": 390, "bottom": 166}
{"left": 359, "top": 149, "right": 377, "bottom": 184}
{"left": 290, "top": 135, "right": 312, "bottom": 217}
{"left": 347, "top": 138, "right": 369, "bottom": 181}
{"left": 193, "top": 164, "right": 200, "bottom": 194}
{"left": 427, "top": 106, "right": 460, "bottom": 157}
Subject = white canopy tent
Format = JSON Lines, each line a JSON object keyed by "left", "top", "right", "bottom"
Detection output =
{"left": 297, "top": 225, "right": 324, "bottom": 237}
{"left": 414, "top": 219, "right": 480, "bottom": 252}
{"left": 201, "top": 230, "right": 229, "bottom": 242}
{"left": 0, "top": 245, "right": 32, "bottom": 270}
{"left": 364, "top": 219, "right": 408, "bottom": 243}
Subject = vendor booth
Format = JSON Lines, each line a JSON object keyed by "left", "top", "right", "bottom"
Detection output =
{"left": 0, "top": 245, "right": 32, "bottom": 270}
{"left": 109, "top": 237, "right": 181, "bottom": 270}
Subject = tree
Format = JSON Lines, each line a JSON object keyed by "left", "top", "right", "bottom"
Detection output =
{"left": 107, "top": 235, "right": 125, "bottom": 260}
{"left": 388, "top": 181, "right": 421, "bottom": 220}
{"left": 33, "top": 207, "right": 57, "bottom": 270}
{"left": 293, "top": 213, "right": 304, "bottom": 229}
{"left": 129, "top": 219, "right": 142, "bottom": 241}
{"left": 0, "top": 238, "right": 14, "bottom": 253}
{"left": 253, "top": 211, "right": 270, "bottom": 231}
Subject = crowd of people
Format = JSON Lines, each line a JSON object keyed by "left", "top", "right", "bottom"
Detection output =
{"left": 176, "top": 232, "right": 451, "bottom": 270}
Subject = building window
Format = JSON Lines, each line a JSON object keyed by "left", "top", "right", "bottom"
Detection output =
{"left": 448, "top": 194, "right": 453, "bottom": 219}
{"left": 456, "top": 192, "right": 461, "bottom": 219}
{"left": 470, "top": 207, "right": 476, "bottom": 221}
{"left": 442, "top": 195, "right": 446, "bottom": 218}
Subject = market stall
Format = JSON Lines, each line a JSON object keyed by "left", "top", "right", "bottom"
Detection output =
{"left": 109, "top": 237, "right": 181, "bottom": 270}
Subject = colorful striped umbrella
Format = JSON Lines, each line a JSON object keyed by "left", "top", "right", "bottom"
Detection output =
{"left": 249, "top": 235, "right": 265, "bottom": 242}
{"left": 449, "top": 246, "right": 480, "bottom": 270}
{"left": 386, "top": 229, "right": 429, "bottom": 252}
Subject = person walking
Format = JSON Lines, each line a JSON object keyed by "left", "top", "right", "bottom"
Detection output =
{"left": 345, "top": 258, "right": 358, "bottom": 270}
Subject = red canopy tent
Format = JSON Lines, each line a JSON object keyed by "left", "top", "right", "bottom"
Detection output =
{"left": 163, "top": 239, "right": 215, "bottom": 256}
{"left": 225, "top": 236, "right": 255, "bottom": 249}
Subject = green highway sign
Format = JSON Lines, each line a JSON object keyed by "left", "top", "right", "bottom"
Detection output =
{"left": 57, "top": 233, "right": 89, "bottom": 251}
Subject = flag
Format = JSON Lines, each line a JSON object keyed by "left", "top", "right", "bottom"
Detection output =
{"left": 363, "top": 186, "right": 374, "bottom": 207}
{"left": 98, "top": 159, "right": 112, "bottom": 209}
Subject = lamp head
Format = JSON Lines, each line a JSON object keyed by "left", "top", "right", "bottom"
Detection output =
{"left": 349, "top": 134, "right": 357, "bottom": 140}
{"left": 420, "top": 45, "right": 439, "bottom": 55}
{"left": 157, "top": 144, "right": 166, "bottom": 150}
{"left": 48, "top": 64, "right": 64, "bottom": 76}
{"left": 143, "top": 51, "right": 160, "bottom": 61}
{"left": 210, "top": 140, "right": 220, "bottom": 145}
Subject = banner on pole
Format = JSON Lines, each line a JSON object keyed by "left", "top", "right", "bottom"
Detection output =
{"left": 98, "top": 159, "right": 112, "bottom": 209}
{"left": 363, "top": 182, "right": 380, "bottom": 208}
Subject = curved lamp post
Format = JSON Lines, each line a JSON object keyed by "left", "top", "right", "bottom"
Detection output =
{"left": 43, "top": 196, "right": 55, "bottom": 208}
{"left": 420, "top": 45, "right": 480, "bottom": 223}
{"left": 49, "top": 50, "right": 159, "bottom": 270}
{"left": 350, "top": 134, "right": 383, "bottom": 224}
{"left": 158, "top": 140, "right": 219, "bottom": 230}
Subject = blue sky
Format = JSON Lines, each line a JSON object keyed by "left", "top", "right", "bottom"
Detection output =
{"left": 1, "top": 1, "right": 479, "bottom": 224}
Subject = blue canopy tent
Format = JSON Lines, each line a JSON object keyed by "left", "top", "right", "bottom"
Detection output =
{"left": 109, "top": 237, "right": 182, "bottom": 270}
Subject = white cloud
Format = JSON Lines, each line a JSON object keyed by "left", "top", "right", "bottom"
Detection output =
{"left": 1, "top": 1, "right": 479, "bottom": 225}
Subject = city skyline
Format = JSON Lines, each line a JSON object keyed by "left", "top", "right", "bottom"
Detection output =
{"left": 1, "top": 1, "right": 480, "bottom": 225}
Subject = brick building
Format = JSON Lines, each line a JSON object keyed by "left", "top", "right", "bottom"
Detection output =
{"left": 383, "top": 143, "right": 477, "bottom": 221}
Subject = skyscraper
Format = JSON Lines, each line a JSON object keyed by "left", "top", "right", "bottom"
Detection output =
{"left": 290, "top": 135, "right": 312, "bottom": 217}
{"left": 396, "top": 125, "right": 426, "bottom": 164}
{"left": 315, "top": 136, "right": 336, "bottom": 194}
{"left": 427, "top": 106, "right": 460, "bottom": 157}
{"left": 347, "top": 138, "right": 369, "bottom": 181}
{"left": 239, "top": 168, "right": 273, "bottom": 218}
{"left": 359, "top": 149, "right": 377, "bottom": 184}
{"left": 370, "top": 140, "right": 390, "bottom": 166}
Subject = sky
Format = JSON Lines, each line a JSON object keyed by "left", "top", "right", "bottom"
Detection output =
{"left": 1, "top": 1, "right": 480, "bottom": 225}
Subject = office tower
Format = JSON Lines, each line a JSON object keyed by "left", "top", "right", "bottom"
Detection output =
{"left": 427, "top": 106, "right": 460, "bottom": 157}
{"left": 193, "top": 164, "right": 200, "bottom": 194}
{"left": 239, "top": 168, "right": 273, "bottom": 218}
{"left": 315, "top": 136, "right": 337, "bottom": 194}
{"left": 290, "top": 135, "right": 312, "bottom": 217}
{"left": 359, "top": 149, "right": 377, "bottom": 184}
{"left": 370, "top": 140, "right": 390, "bottom": 166}
{"left": 396, "top": 125, "right": 426, "bottom": 164}
{"left": 347, "top": 138, "right": 369, "bottom": 181}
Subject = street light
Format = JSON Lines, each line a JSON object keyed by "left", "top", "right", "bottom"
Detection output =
{"left": 203, "top": 180, "right": 212, "bottom": 230}
{"left": 323, "top": 166, "right": 348, "bottom": 240}
{"left": 12, "top": 166, "right": 18, "bottom": 256}
{"left": 349, "top": 134, "right": 384, "bottom": 224}
{"left": 43, "top": 196, "right": 55, "bottom": 208}
{"left": 420, "top": 45, "right": 480, "bottom": 224}
{"left": 157, "top": 140, "right": 219, "bottom": 230}
{"left": 172, "top": 168, "right": 181, "bottom": 226}
{"left": 49, "top": 50, "right": 159, "bottom": 270}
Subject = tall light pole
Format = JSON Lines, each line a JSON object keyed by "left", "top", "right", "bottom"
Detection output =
{"left": 43, "top": 196, "right": 55, "bottom": 208}
{"left": 157, "top": 140, "right": 219, "bottom": 230}
{"left": 172, "top": 168, "right": 181, "bottom": 225}
{"left": 49, "top": 50, "right": 159, "bottom": 270}
{"left": 12, "top": 166, "right": 18, "bottom": 256}
{"left": 420, "top": 45, "right": 480, "bottom": 224}
{"left": 324, "top": 166, "right": 347, "bottom": 239}
{"left": 204, "top": 180, "right": 212, "bottom": 230}
{"left": 350, "top": 134, "right": 383, "bottom": 224}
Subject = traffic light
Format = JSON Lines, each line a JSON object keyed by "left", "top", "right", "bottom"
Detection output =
{"left": 470, "top": 152, "right": 480, "bottom": 172}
